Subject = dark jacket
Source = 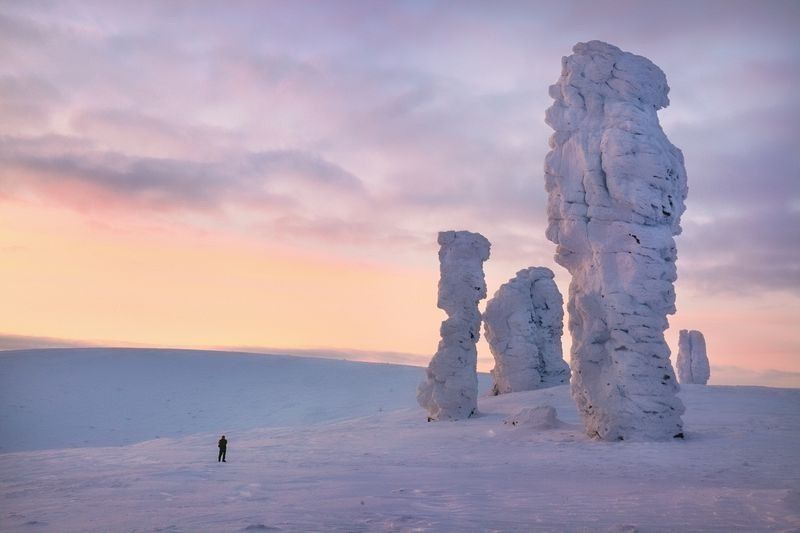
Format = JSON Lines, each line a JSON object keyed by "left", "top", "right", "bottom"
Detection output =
{"left": 218, "top": 438, "right": 227, "bottom": 450}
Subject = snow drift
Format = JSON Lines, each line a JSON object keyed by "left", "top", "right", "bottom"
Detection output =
{"left": 544, "top": 41, "right": 687, "bottom": 440}
{"left": 503, "top": 405, "right": 561, "bottom": 429}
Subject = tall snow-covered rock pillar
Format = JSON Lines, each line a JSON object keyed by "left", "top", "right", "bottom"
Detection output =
{"left": 676, "top": 329, "right": 710, "bottom": 385}
{"left": 484, "top": 267, "right": 570, "bottom": 395}
{"left": 544, "top": 41, "right": 687, "bottom": 440}
{"left": 418, "top": 230, "right": 490, "bottom": 421}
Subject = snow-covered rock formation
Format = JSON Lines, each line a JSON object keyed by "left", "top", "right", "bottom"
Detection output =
{"left": 544, "top": 41, "right": 687, "bottom": 440}
{"left": 484, "top": 267, "right": 570, "bottom": 395}
{"left": 418, "top": 231, "right": 491, "bottom": 421}
{"left": 504, "top": 406, "right": 561, "bottom": 430}
{"left": 676, "top": 329, "right": 710, "bottom": 385}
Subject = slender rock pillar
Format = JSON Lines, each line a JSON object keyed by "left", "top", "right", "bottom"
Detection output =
{"left": 677, "top": 329, "right": 710, "bottom": 385}
{"left": 418, "top": 230, "right": 490, "bottom": 420}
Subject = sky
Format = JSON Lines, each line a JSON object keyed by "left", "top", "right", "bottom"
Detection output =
{"left": 0, "top": 0, "right": 798, "bottom": 386}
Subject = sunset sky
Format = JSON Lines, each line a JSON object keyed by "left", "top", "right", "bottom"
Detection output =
{"left": 1, "top": 1, "right": 798, "bottom": 386}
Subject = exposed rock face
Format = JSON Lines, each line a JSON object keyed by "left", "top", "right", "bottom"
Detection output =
{"left": 676, "top": 329, "right": 710, "bottom": 385}
{"left": 418, "top": 230, "right": 491, "bottom": 420}
{"left": 484, "top": 267, "right": 570, "bottom": 395}
{"left": 544, "top": 41, "right": 687, "bottom": 440}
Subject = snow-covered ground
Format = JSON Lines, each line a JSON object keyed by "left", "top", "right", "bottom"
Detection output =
{"left": 1, "top": 349, "right": 799, "bottom": 531}
{"left": 0, "top": 348, "right": 439, "bottom": 453}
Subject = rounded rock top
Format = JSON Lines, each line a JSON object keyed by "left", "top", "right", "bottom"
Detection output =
{"left": 564, "top": 40, "right": 670, "bottom": 110}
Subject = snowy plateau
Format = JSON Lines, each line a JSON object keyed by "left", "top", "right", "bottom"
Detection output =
{"left": 1, "top": 348, "right": 799, "bottom": 532}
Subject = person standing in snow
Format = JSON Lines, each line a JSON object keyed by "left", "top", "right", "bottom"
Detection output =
{"left": 218, "top": 435, "right": 227, "bottom": 462}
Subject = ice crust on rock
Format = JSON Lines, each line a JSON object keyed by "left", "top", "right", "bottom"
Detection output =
{"left": 544, "top": 41, "right": 687, "bottom": 440}
{"left": 677, "top": 329, "right": 710, "bottom": 385}
{"left": 484, "top": 267, "right": 570, "bottom": 395}
{"left": 418, "top": 230, "right": 491, "bottom": 421}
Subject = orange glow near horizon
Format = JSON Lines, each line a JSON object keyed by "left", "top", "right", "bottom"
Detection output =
{"left": 0, "top": 200, "right": 442, "bottom": 358}
{"left": 2, "top": 198, "right": 799, "bottom": 385}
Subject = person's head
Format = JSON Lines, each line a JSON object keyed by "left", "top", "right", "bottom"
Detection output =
{"left": 221, "top": 435, "right": 225, "bottom": 439}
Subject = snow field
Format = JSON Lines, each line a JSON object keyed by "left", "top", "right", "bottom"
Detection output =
{"left": 0, "top": 348, "right": 430, "bottom": 453}
{"left": 1, "top": 348, "right": 799, "bottom": 531}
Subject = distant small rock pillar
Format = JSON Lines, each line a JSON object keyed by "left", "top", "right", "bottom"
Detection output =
{"left": 484, "top": 267, "right": 570, "bottom": 395}
{"left": 677, "top": 329, "right": 710, "bottom": 384}
{"left": 418, "top": 230, "right": 490, "bottom": 420}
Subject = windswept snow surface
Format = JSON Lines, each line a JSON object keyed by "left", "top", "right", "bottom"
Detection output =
{"left": 0, "top": 348, "right": 441, "bottom": 453}
{"left": 1, "top": 349, "right": 799, "bottom": 532}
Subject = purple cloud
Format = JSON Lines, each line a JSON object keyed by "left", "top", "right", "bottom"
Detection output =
{"left": 0, "top": 0, "right": 797, "bottom": 297}
{"left": 0, "top": 135, "right": 366, "bottom": 211}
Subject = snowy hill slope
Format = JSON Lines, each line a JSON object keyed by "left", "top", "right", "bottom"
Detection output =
{"left": 1, "top": 348, "right": 799, "bottom": 531}
{"left": 0, "top": 348, "right": 493, "bottom": 453}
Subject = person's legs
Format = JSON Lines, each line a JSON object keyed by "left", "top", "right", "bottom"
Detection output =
{"left": 218, "top": 449, "right": 223, "bottom": 462}
{"left": 222, "top": 449, "right": 226, "bottom": 462}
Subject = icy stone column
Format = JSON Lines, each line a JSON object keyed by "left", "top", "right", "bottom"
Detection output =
{"left": 418, "top": 230, "right": 490, "bottom": 421}
{"left": 544, "top": 41, "right": 687, "bottom": 440}
{"left": 676, "top": 329, "right": 710, "bottom": 385}
{"left": 484, "top": 267, "right": 570, "bottom": 395}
